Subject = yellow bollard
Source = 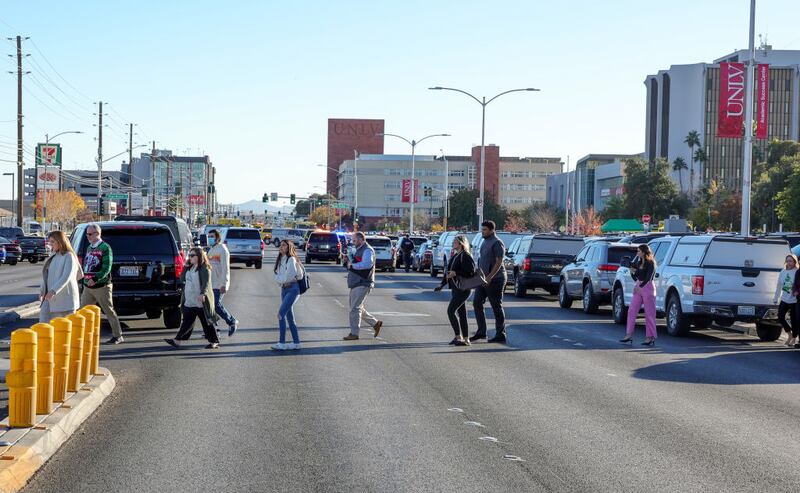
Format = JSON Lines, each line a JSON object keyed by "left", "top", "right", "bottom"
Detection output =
{"left": 31, "top": 323, "right": 54, "bottom": 415}
{"left": 85, "top": 305, "right": 102, "bottom": 374}
{"left": 7, "top": 329, "right": 37, "bottom": 428}
{"left": 79, "top": 308, "right": 95, "bottom": 384}
{"left": 66, "top": 313, "right": 85, "bottom": 392}
{"left": 50, "top": 317, "right": 72, "bottom": 403}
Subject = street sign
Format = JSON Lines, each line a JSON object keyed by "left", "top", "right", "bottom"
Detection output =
{"left": 642, "top": 214, "right": 651, "bottom": 224}
{"left": 270, "top": 192, "right": 278, "bottom": 202}
{"left": 105, "top": 193, "right": 127, "bottom": 200}
{"left": 476, "top": 197, "right": 484, "bottom": 216}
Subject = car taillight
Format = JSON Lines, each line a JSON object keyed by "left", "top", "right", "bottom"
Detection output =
{"left": 598, "top": 264, "right": 619, "bottom": 272}
{"left": 523, "top": 257, "right": 531, "bottom": 271}
{"left": 175, "top": 254, "right": 185, "bottom": 278}
{"left": 692, "top": 275, "right": 704, "bottom": 295}
{"left": 260, "top": 241, "right": 265, "bottom": 250}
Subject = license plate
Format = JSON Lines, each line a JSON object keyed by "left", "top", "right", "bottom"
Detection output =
{"left": 737, "top": 305, "right": 756, "bottom": 316}
{"left": 320, "top": 245, "right": 329, "bottom": 250}
{"left": 550, "top": 276, "right": 560, "bottom": 284}
{"left": 119, "top": 266, "right": 139, "bottom": 277}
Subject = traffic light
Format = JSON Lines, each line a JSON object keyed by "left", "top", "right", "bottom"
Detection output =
{"left": 262, "top": 193, "right": 267, "bottom": 203}
{"left": 290, "top": 193, "right": 296, "bottom": 205}
{"left": 98, "top": 196, "right": 104, "bottom": 214}
{"left": 271, "top": 192, "right": 278, "bottom": 202}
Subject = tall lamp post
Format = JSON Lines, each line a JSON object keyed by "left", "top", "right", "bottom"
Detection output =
{"left": 377, "top": 132, "right": 449, "bottom": 232}
{"left": 440, "top": 149, "right": 449, "bottom": 230}
{"left": 740, "top": 0, "right": 756, "bottom": 236}
{"left": 429, "top": 86, "right": 539, "bottom": 228}
{"left": 3, "top": 173, "right": 13, "bottom": 227}
{"left": 41, "top": 130, "right": 82, "bottom": 232}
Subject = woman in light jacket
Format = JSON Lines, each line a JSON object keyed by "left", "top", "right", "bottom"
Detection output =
{"left": 774, "top": 254, "right": 798, "bottom": 346}
{"left": 39, "top": 231, "right": 81, "bottom": 322}
{"left": 164, "top": 247, "right": 220, "bottom": 349}
{"left": 434, "top": 235, "right": 476, "bottom": 346}
{"left": 272, "top": 240, "right": 302, "bottom": 351}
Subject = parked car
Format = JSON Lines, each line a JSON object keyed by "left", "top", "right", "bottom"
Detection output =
{"left": 412, "top": 241, "right": 434, "bottom": 272}
{"left": 503, "top": 237, "right": 524, "bottom": 286}
{"left": 0, "top": 226, "right": 25, "bottom": 241}
{"left": 19, "top": 235, "right": 49, "bottom": 263}
{"left": 261, "top": 227, "right": 273, "bottom": 241}
{"left": 511, "top": 234, "right": 585, "bottom": 297}
{"left": 431, "top": 231, "right": 459, "bottom": 278}
{"left": 617, "top": 232, "right": 693, "bottom": 244}
{"left": 270, "top": 228, "right": 307, "bottom": 249}
{"left": 114, "top": 215, "right": 194, "bottom": 255}
{"left": 764, "top": 232, "right": 800, "bottom": 249}
{"left": 558, "top": 243, "right": 639, "bottom": 314}
{"left": 366, "top": 235, "right": 396, "bottom": 271}
{"left": 472, "top": 231, "right": 526, "bottom": 266}
{"left": 70, "top": 221, "right": 183, "bottom": 328}
{"left": 395, "top": 235, "right": 427, "bottom": 268}
{"left": 305, "top": 231, "right": 342, "bottom": 264}
{"left": 611, "top": 235, "right": 788, "bottom": 340}
{"left": 221, "top": 227, "right": 264, "bottom": 268}
{"left": 0, "top": 236, "right": 21, "bottom": 265}
{"left": 0, "top": 245, "right": 6, "bottom": 265}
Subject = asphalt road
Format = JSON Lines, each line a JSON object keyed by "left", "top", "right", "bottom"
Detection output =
{"left": 18, "top": 252, "right": 800, "bottom": 492}
{"left": 0, "top": 261, "right": 43, "bottom": 309}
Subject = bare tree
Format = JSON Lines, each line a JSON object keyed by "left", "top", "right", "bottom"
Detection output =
{"left": 530, "top": 207, "right": 557, "bottom": 232}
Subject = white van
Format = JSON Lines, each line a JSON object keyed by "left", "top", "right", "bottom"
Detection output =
{"left": 611, "top": 235, "right": 789, "bottom": 340}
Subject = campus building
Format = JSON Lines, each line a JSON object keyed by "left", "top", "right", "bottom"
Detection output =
{"left": 546, "top": 153, "right": 643, "bottom": 213}
{"left": 644, "top": 46, "right": 800, "bottom": 191}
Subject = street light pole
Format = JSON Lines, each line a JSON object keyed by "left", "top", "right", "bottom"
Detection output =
{"left": 740, "top": 0, "right": 756, "bottom": 236}
{"left": 353, "top": 150, "right": 358, "bottom": 228}
{"left": 429, "top": 86, "right": 539, "bottom": 229}
{"left": 379, "top": 133, "right": 449, "bottom": 232}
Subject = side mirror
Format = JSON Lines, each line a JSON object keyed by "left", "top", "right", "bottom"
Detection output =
{"left": 432, "top": 241, "right": 439, "bottom": 247}
{"left": 620, "top": 256, "right": 632, "bottom": 268}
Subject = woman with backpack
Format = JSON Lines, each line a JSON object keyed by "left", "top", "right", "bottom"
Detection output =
{"left": 272, "top": 240, "right": 303, "bottom": 351}
{"left": 434, "top": 234, "right": 476, "bottom": 346}
{"left": 164, "top": 247, "right": 221, "bottom": 349}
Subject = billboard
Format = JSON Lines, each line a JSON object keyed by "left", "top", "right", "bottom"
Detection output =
{"left": 36, "top": 167, "right": 60, "bottom": 190}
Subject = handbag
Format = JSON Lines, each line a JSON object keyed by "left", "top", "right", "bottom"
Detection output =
{"left": 454, "top": 268, "right": 487, "bottom": 290}
{"left": 296, "top": 261, "right": 311, "bottom": 295}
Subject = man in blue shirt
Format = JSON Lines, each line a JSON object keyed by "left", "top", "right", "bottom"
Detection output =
{"left": 342, "top": 232, "right": 384, "bottom": 340}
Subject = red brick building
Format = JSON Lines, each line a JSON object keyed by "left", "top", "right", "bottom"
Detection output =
{"left": 327, "top": 118, "right": 385, "bottom": 195}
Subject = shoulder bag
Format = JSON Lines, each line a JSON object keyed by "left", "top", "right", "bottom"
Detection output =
{"left": 453, "top": 254, "right": 485, "bottom": 290}
{"left": 296, "top": 259, "right": 311, "bottom": 295}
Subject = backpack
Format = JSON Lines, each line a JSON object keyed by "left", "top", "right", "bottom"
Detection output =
{"left": 296, "top": 260, "right": 311, "bottom": 295}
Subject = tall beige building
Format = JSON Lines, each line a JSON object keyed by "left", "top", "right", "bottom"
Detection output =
{"left": 498, "top": 157, "right": 563, "bottom": 210}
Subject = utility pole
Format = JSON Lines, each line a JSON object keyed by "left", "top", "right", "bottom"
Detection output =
{"left": 14, "top": 36, "right": 25, "bottom": 227}
{"left": 150, "top": 140, "right": 156, "bottom": 214}
{"left": 96, "top": 101, "right": 103, "bottom": 214}
{"left": 740, "top": 0, "right": 756, "bottom": 236}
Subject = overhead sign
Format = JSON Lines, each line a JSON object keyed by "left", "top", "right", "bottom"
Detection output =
{"left": 717, "top": 62, "right": 745, "bottom": 138}
{"left": 35, "top": 143, "right": 62, "bottom": 168}
{"left": 105, "top": 193, "right": 127, "bottom": 200}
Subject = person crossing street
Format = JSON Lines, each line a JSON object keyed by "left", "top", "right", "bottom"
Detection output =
{"left": 470, "top": 221, "right": 508, "bottom": 343}
{"left": 343, "top": 232, "right": 383, "bottom": 340}
{"left": 399, "top": 234, "right": 415, "bottom": 273}
{"left": 207, "top": 229, "right": 239, "bottom": 336}
{"left": 80, "top": 223, "right": 125, "bottom": 345}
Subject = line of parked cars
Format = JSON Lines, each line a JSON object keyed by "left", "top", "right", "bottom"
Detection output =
{"left": 0, "top": 226, "right": 48, "bottom": 266}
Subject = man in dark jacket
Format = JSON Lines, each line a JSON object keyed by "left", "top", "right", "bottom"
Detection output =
{"left": 399, "top": 234, "right": 415, "bottom": 273}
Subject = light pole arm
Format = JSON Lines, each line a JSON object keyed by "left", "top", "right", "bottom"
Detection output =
{"left": 486, "top": 88, "right": 540, "bottom": 105}
{"left": 428, "top": 86, "right": 483, "bottom": 106}
{"left": 379, "top": 133, "right": 413, "bottom": 146}
{"left": 416, "top": 133, "right": 451, "bottom": 145}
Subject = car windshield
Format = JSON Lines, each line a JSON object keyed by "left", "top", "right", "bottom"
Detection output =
{"left": 226, "top": 229, "right": 261, "bottom": 240}
{"left": 607, "top": 247, "right": 638, "bottom": 264}
{"left": 368, "top": 238, "right": 392, "bottom": 247}
{"left": 530, "top": 238, "right": 584, "bottom": 256}
{"left": 411, "top": 237, "right": 427, "bottom": 246}
{"left": 310, "top": 234, "right": 338, "bottom": 244}
{"left": 99, "top": 229, "right": 175, "bottom": 255}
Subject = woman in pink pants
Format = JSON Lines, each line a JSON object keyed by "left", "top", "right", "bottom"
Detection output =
{"left": 621, "top": 244, "right": 657, "bottom": 346}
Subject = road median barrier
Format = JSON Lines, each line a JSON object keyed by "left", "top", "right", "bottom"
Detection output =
{"left": 0, "top": 308, "right": 115, "bottom": 493}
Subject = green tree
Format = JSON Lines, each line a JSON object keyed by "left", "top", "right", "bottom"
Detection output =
{"left": 447, "top": 189, "right": 506, "bottom": 229}
{"left": 672, "top": 157, "right": 688, "bottom": 193}
{"left": 751, "top": 140, "right": 800, "bottom": 231}
{"left": 776, "top": 155, "right": 800, "bottom": 230}
{"left": 693, "top": 148, "right": 708, "bottom": 190}
{"left": 689, "top": 180, "right": 742, "bottom": 231}
{"left": 622, "top": 158, "right": 682, "bottom": 221}
{"left": 602, "top": 195, "right": 626, "bottom": 219}
{"left": 684, "top": 130, "right": 701, "bottom": 195}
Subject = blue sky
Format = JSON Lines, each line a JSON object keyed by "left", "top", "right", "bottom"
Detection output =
{"left": 0, "top": 0, "right": 798, "bottom": 205}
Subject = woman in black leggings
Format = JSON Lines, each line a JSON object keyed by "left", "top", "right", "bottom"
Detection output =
{"left": 435, "top": 235, "right": 476, "bottom": 346}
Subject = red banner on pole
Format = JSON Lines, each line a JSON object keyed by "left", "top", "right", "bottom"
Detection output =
{"left": 717, "top": 62, "right": 746, "bottom": 138}
{"left": 401, "top": 179, "right": 419, "bottom": 203}
{"left": 756, "top": 64, "right": 769, "bottom": 139}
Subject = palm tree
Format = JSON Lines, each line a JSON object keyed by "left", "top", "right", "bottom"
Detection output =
{"left": 693, "top": 147, "right": 708, "bottom": 189}
{"left": 684, "top": 130, "right": 701, "bottom": 195}
{"left": 672, "top": 157, "right": 688, "bottom": 193}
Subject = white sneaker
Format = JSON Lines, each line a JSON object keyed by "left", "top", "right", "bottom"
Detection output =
{"left": 271, "top": 343, "right": 287, "bottom": 351}
{"left": 286, "top": 343, "right": 301, "bottom": 350}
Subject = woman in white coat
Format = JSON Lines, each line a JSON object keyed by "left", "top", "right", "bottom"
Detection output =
{"left": 39, "top": 231, "right": 81, "bottom": 322}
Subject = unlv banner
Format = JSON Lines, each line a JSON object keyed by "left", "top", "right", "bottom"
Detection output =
{"left": 717, "top": 62, "right": 746, "bottom": 138}
{"left": 756, "top": 64, "right": 769, "bottom": 139}
{"left": 401, "top": 179, "right": 419, "bottom": 203}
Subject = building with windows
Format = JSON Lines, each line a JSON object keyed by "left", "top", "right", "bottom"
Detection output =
{"left": 546, "top": 153, "right": 642, "bottom": 212}
{"left": 644, "top": 46, "right": 800, "bottom": 191}
{"left": 499, "top": 157, "right": 562, "bottom": 208}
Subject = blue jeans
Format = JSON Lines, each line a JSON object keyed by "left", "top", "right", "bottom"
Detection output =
{"left": 279, "top": 283, "right": 300, "bottom": 344}
{"left": 213, "top": 288, "right": 236, "bottom": 326}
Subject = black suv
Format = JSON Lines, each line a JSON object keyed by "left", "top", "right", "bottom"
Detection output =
{"left": 510, "top": 234, "right": 585, "bottom": 297}
{"left": 71, "top": 221, "right": 183, "bottom": 328}
{"left": 19, "top": 236, "right": 48, "bottom": 263}
{"left": 114, "top": 215, "right": 194, "bottom": 255}
{"left": 305, "top": 231, "right": 342, "bottom": 263}
{"left": 0, "top": 236, "right": 21, "bottom": 265}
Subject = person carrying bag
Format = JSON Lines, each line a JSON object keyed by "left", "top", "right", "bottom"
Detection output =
{"left": 435, "top": 234, "right": 477, "bottom": 346}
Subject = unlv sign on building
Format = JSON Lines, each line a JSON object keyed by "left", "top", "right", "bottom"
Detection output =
{"left": 326, "top": 118, "right": 385, "bottom": 195}
{"left": 717, "top": 62, "right": 746, "bottom": 138}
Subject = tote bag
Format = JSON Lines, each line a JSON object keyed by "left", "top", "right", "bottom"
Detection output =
{"left": 454, "top": 268, "right": 487, "bottom": 290}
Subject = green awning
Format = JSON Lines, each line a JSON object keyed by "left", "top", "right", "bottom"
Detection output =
{"left": 601, "top": 219, "right": 644, "bottom": 233}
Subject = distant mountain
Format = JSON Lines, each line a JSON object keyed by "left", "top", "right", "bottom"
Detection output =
{"left": 234, "top": 200, "right": 294, "bottom": 214}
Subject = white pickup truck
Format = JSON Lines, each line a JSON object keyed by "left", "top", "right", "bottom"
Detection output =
{"left": 611, "top": 235, "right": 789, "bottom": 341}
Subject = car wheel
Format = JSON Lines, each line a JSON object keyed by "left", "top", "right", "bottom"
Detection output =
{"left": 30, "top": 258, "right": 38, "bottom": 264}
{"left": 335, "top": 257, "right": 341, "bottom": 265}
{"left": 514, "top": 275, "right": 527, "bottom": 298}
{"left": 273, "top": 239, "right": 280, "bottom": 247}
{"left": 582, "top": 282, "right": 599, "bottom": 314}
{"left": 146, "top": 309, "right": 161, "bottom": 320}
{"left": 665, "top": 294, "right": 690, "bottom": 337}
{"left": 756, "top": 321, "right": 782, "bottom": 342}
{"left": 163, "top": 307, "right": 182, "bottom": 329}
{"left": 306, "top": 256, "right": 312, "bottom": 264}
{"left": 255, "top": 260, "right": 262, "bottom": 270}
{"left": 389, "top": 267, "right": 396, "bottom": 272}
{"left": 612, "top": 287, "right": 627, "bottom": 325}
{"left": 692, "top": 316, "right": 713, "bottom": 329}
{"left": 714, "top": 317, "right": 734, "bottom": 328}
{"left": 430, "top": 267, "right": 438, "bottom": 278}
{"left": 558, "top": 279, "right": 572, "bottom": 308}
{"left": 9, "top": 259, "right": 17, "bottom": 266}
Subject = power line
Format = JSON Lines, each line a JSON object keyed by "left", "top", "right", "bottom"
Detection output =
{"left": 27, "top": 72, "right": 92, "bottom": 124}
{"left": 26, "top": 55, "right": 91, "bottom": 111}
{"left": 27, "top": 38, "right": 93, "bottom": 103}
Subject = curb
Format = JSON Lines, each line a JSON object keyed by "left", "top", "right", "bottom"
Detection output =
{"left": 0, "top": 303, "right": 40, "bottom": 327}
{"left": 0, "top": 368, "right": 116, "bottom": 493}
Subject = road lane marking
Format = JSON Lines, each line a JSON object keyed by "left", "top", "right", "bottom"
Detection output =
{"left": 550, "top": 335, "right": 561, "bottom": 338}
{"left": 503, "top": 454, "right": 525, "bottom": 462}
{"left": 479, "top": 436, "right": 498, "bottom": 443}
{"left": 606, "top": 373, "right": 618, "bottom": 377}
{"left": 333, "top": 299, "right": 344, "bottom": 308}
{"left": 563, "top": 338, "right": 574, "bottom": 342}
{"left": 573, "top": 342, "right": 585, "bottom": 347}
{"left": 317, "top": 282, "right": 323, "bottom": 287}
{"left": 447, "top": 408, "right": 464, "bottom": 413}
{"left": 463, "top": 421, "right": 485, "bottom": 427}
{"left": 371, "top": 311, "right": 431, "bottom": 317}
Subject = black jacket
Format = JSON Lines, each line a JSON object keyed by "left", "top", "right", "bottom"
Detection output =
{"left": 400, "top": 238, "right": 415, "bottom": 253}
{"left": 440, "top": 251, "right": 476, "bottom": 290}
{"left": 631, "top": 258, "right": 655, "bottom": 287}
